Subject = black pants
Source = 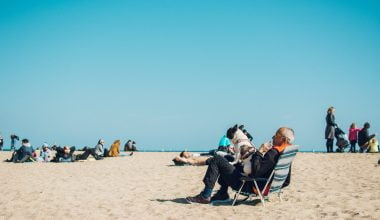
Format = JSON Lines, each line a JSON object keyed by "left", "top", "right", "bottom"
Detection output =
{"left": 326, "top": 139, "right": 334, "bottom": 152}
{"left": 350, "top": 140, "right": 357, "bottom": 153}
{"left": 0, "top": 142, "right": 3, "bottom": 151}
{"left": 77, "top": 148, "right": 100, "bottom": 160}
{"left": 203, "top": 155, "right": 253, "bottom": 194}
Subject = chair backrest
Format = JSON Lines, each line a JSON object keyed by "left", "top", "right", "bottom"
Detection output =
{"left": 269, "top": 145, "right": 299, "bottom": 193}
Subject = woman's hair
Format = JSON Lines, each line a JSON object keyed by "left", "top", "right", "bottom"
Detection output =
{"left": 350, "top": 123, "right": 356, "bottom": 129}
{"left": 327, "top": 106, "right": 335, "bottom": 113}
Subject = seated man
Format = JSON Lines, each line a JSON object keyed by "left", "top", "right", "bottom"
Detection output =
{"left": 358, "top": 122, "right": 376, "bottom": 152}
{"left": 186, "top": 127, "right": 295, "bottom": 204}
{"left": 173, "top": 151, "right": 209, "bottom": 166}
{"left": 51, "top": 146, "right": 76, "bottom": 162}
{"left": 7, "top": 139, "right": 35, "bottom": 163}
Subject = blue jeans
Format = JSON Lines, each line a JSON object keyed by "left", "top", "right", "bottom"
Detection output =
{"left": 350, "top": 140, "right": 357, "bottom": 153}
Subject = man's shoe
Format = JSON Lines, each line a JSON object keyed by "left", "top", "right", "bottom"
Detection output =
{"left": 185, "top": 194, "right": 210, "bottom": 204}
{"left": 211, "top": 191, "right": 230, "bottom": 202}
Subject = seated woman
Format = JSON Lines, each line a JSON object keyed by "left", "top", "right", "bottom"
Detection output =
{"left": 108, "top": 140, "right": 121, "bottom": 157}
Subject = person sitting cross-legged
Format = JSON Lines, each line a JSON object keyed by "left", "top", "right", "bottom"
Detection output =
{"left": 185, "top": 127, "right": 295, "bottom": 204}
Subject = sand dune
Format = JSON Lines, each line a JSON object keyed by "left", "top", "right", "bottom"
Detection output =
{"left": 0, "top": 152, "right": 379, "bottom": 219}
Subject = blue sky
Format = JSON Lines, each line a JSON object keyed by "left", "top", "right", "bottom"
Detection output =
{"left": 0, "top": 0, "right": 379, "bottom": 151}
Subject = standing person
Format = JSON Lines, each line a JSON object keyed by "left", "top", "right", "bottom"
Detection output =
{"left": 325, "top": 107, "right": 337, "bottom": 153}
{"left": 348, "top": 123, "right": 361, "bottom": 153}
{"left": 358, "top": 122, "right": 376, "bottom": 153}
{"left": 0, "top": 133, "right": 3, "bottom": 151}
{"left": 10, "top": 134, "right": 20, "bottom": 151}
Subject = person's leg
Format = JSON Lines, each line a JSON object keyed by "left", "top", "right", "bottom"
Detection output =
{"left": 353, "top": 140, "right": 357, "bottom": 153}
{"left": 77, "top": 149, "right": 92, "bottom": 160}
{"left": 17, "top": 155, "right": 30, "bottom": 163}
{"left": 202, "top": 155, "right": 236, "bottom": 192}
{"left": 326, "top": 139, "right": 333, "bottom": 153}
{"left": 186, "top": 155, "right": 236, "bottom": 203}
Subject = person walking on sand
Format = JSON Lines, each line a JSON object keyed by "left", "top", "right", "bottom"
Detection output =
{"left": 325, "top": 107, "right": 337, "bottom": 153}
{"left": 348, "top": 123, "right": 361, "bottom": 153}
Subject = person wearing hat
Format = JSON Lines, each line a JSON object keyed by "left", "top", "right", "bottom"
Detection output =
{"left": 38, "top": 143, "right": 51, "bottom": 162}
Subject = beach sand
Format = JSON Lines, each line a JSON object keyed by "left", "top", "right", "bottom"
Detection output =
{"left": 0, "top": 152, "right": 379, "bottom": 219}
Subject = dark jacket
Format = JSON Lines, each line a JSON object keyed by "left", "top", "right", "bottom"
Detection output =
{"left": 16, "top": 146, "right": 34, "bottom": 160}
{"left": 325, "top": 113, "right": 336, "bottom": 139}
{"left": 358, "top": 128, "right": 369, "bottom": 146}
{"left": 250, "top": 148, "right": 291, "bottom": 189}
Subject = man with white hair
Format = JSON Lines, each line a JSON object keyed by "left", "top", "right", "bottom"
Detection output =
{"left": 186, "top": 127, "right": 295, "bottom": 204}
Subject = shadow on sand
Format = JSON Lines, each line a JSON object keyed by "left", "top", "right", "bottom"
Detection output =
{"left": 153, "top": 198, "right": 189, "bottom": 204}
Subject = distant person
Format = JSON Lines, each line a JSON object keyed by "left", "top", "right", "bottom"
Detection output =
{"left": 172, "top": 151, "right": 209, "bottom": 166}
{"left": 348, "top": 123, "right": 361, "bottom": 153}
{"left": 367, "top": 138, "right": 379, "bottom": 153}
{"left": 76, "top": 139, "right": 105, "bottom": 160}
{"left": 10, "top": 134, "right": 20, "bottom": 151}
{"left": 325, "top": 107, "right": 337, "bottom": 153}
{"left": 108, "top": 140, "right": 121, "bottom": 157}
{"left": 0, "top": 133, "right": 3, "bottom": 151}
{"left": 52, "top": 146, "right": 76, "bottom": 162}
{"left": 124, "top": 140, "right": 137, "bottom": 151}
{"left": 6, "top": 139, "right": 35, "bottom": 163}
{"left": 217, "top": 135, "right": 231, "bottom": 152}
{"left": 358, "top": 122, "right": 376, "bottom": 153}
{"left": 37, "top": 143, "right": 51, "bottom": 162}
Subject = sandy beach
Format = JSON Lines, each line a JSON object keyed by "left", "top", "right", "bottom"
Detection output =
{"left": 0, "top": 151, "right": 379, "bottom": 219}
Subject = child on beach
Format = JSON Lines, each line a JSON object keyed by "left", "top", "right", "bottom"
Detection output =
{"left": 348, "top": 123, "right": 361, "bottom": 153}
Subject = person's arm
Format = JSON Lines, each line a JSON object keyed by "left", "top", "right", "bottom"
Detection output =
{"left": 250, "top": 150, "right": 278, "bottom": 178}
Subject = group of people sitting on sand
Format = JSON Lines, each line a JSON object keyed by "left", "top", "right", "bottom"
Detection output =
{"left": 173, "top": 124, "right": 296, "bottom": 204}
{"left": 4, "top": 138, "right": 136, "bottom": 163}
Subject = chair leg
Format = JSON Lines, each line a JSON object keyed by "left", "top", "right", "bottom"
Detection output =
{"left": 278, "top": 190, "right": 283, "bottom": 202}
{"left": 232, "top": 181, "right": 246, "bottom": 206}
{"left": 253, "top": 180, "right": 265, "bottom": 207}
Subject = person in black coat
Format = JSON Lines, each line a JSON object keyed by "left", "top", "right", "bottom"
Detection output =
{"left": 185, "top": 127, "right": 295, "bottom": 204}
{"left": 325, "top": 107, "right": 336, "bottom": 153}
{"left": 358, "top": 122, "right": 376, "bottom": 152}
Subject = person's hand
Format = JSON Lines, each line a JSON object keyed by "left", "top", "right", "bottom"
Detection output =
{"left": 259, "top": 142, "right": 272, "bottom": 154}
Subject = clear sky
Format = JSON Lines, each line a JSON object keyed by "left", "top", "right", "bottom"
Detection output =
{"left": 0, "top": 0, "right": 379, "bottom": 151}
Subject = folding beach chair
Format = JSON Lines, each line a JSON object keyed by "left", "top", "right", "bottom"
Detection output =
{"left": 232, "top": 145, "right": 299, "bottom": 206}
